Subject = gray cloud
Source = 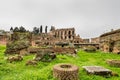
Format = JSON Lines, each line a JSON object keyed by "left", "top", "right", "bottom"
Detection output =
{"left": 0, "top": 0, "right": 120, "bottom": 38}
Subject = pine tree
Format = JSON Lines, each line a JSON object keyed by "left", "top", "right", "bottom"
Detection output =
{"left": 19, "top": 26, "right": 26, "bottom": 32}
{"left": 13, "top": 27, "right": 19, "bottom": 32}
{"left": 45, "top": 26, "right": 48, "bottom": 33}
{"left": 40, "top": 25, "right": 42, "bottom": 33}
{"left": 10, "top": 27, "right": 13, "bottom": 31}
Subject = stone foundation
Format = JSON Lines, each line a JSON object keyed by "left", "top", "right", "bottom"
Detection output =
{"left": 28, "top": 47, "right": 77, "bottom": 55}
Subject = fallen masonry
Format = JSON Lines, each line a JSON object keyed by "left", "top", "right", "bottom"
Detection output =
{"left": 7, "top": 55, "right": 23, "bottom": 63}
{"left": 28, "top": 47, "right": 77, "bottom": 55}
{"left": 107, "top": 59, "right": 120, "bottom": 67}
{"left": 26, "top": 60, "right": 38, "bottom": 66}
{"left": 83, "top": 66, "right": 112, "bottom": 77}
{"left": 34, "top": 50, "right": 56, "bottom": 62}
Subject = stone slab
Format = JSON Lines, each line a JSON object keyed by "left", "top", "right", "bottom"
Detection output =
{"left": 83, "top": 66, "right": 112, "bottom": 76}
{"left": 107, "top": 60, "right": 120, "bottom": 67}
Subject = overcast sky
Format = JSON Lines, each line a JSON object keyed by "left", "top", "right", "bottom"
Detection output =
{"left": 0, "top": 0, "right": 120, "bottom": 38}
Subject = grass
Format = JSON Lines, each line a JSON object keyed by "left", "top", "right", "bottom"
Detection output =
{"left": 0, "top": 45, "right": 120, "bottom": 80}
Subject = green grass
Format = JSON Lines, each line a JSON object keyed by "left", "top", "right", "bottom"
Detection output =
{"left": 0, "top": 45, "right": 120, "bottom": 80}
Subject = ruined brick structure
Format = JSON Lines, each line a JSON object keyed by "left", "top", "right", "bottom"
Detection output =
{"left": 32, "top": 26, "right": 83, "bottom": 47}
{"left": 5, "top": 32, "right": 32, "bottom": 55}
{"left": 100, "top": 29, "right": 120, "bottom": 53}
{"left": 0, "top": 34, "right": 7, "bottom": 45}
{"left": 0, "top": 30, "right": 10, "bottom": 45}
{"left": 91, "top": 37, "right": 100, "bottom": 43}
{"left": 83, "top": 39, "right": 90, "bottom": 43}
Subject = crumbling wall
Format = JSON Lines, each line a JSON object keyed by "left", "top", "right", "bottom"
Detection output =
{"left": 32, "top": 27, "right": 83, "bottom": 47}
{"left": 100, "top": 29, "right": 120, "bottom": 53}
{"left": 5, "top": 32, "right": 32, "bottom": 55}
{"left": 28, "top": 47, "right": 76, "bottom": 55}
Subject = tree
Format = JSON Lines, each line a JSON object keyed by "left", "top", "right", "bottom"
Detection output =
{"left": 40, "top": 25, "right": 43, "bottom": 33}
{"left": 19, "top": 26, "right": 26, "bottom": 32}
{"left": 10, "top": 27, "right": 13, "bottom": 31}
{"left": 50, "top": 26, "right": 55, "bottom": 31}
{"left": 13, "top": 27, "right": 19, "bottom": 32}
{"left": 33, "top": 27, "right": 39, "bottom": 34}
{"left": 45, "top": 26, "right": 48, "bottom": 33}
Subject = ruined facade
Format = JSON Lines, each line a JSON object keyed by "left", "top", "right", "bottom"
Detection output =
{"left": 91, "top": 37, "right": 100, "bottom": 43}
{"left": 100, "top": 29, "right": 120, "bottom": 53}
{"left": 83, "top": 39, "right": 90, "bottom": 43}
{"left": 32, "top": 27, "right": 83, "bottom": 47}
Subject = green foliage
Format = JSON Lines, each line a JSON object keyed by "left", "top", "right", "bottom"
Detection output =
{"left": 0, "top": 45, "right": 120, "bottom": 80}
{"left": 13, "top": 27, "right": 19, "bottom": 32}
{"left": 10, "top": 27, "right": 13, "bottom": 31}
{"left": 19, "top": 26, "right": 26, "bottom": 32}
{"left": 13, "top": 26, "right": 26, "bottom": 32}
{"left": 40, "top": 25, "right": 43, "bottom": 33}
{"left": 33, "top": 27, "right": 39, "bottom": 35}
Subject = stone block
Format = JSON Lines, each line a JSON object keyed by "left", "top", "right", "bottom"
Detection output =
{"left": 83, "top": 66, "right": 112, "bottom": 77}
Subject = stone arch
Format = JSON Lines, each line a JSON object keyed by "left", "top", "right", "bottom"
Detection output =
{"left": 69, "top": 35, "right": 71, "bottom": 39}
{"left": 65, "top": 36, "right": 67, "bottom": 40}
{"left": 72, "top": 30, "right": 74, "bottom": 35}
{"left": 68, "top": 31, "right": 71, "bottom": 35}
{"left": 109, "top": 41, "right": 115, "bottom": 52}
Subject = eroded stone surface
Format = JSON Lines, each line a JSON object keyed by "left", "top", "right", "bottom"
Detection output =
{"left": 28, "top": 47, "right": 77, "bottom": 55}
{"left": 53, "top": 63, "right": 79, "bottom": 80}
{"left": 107, "top": 60, "right": 120, "bottom": 67}
{"left": 83, "top": 66, "right": 112, "bottom": 76}
{"left": 34, "top": 50, "right": 56, "bottom": 62}
{"left": 5, "top": 32, "right": 31, "bottom": 55}
{"left": 7, "top": 55, "right": 23, "bottom": 63}
{"left": 100, "top": 29, "right": 120, "bottom": 53}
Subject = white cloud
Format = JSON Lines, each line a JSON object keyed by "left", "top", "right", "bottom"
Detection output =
{"left": 0, "top": 0, "right": 120, "bottom": 38}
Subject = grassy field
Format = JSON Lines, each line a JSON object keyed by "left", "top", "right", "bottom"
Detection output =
{"left": 0, "top": 45, "right": 120, "bottom": 80}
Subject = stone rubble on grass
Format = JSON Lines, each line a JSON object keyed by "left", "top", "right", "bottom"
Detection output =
{"left": 26, "top": 60, "right": 38, "bottom": 66}
{"left": 106, "top": 59, "right": 120, "bottom": 67}
{"left": 7, "top": 55, "right": 23, "bottom": 63}
{"left": 83, "top": 66, "right": 112, "bottom": 77}
{"left": 34, "top": 50, "right": 56, "bottom": 62}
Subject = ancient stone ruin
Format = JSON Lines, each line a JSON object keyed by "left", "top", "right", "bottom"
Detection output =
{"left": 0, "top": 30, "right": 9, "bottom": 45}
{"left": 7, "top": 55, "right": 23, "bottom": 63}
{"left": 100, "top": 29, "right": 120, "bottom": 54}
{"left": 28, "top": 47, "right": 77, "bottom": 55}
{"left": 5, "top": 32, "right": 32, "bottom": 55}
{"left": 26, "top": 60, "right": 38, "bottom": 66}
{"left": 32, "top": 26, "right": 83, "bottom": 47}
{"left": 83, "top": 66, "right": 112, "bottom": 77}
{"left": 106, "top": 59, "right": 120, "bottom": 67}
{"left": 84, "top": 46, "right": 97, "bottom": 52}
{"left": 34, "top": 50, "right": 56, "bottom": 62}
{"left": 53, "top": 63, "right": 79, "bottom": 80}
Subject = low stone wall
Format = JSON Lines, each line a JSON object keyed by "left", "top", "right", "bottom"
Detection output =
{"left": 28, "top": 47, "right": 76, "bottom": 54}
{"left": 100, "top": 29, "right": 120, "bottom": 54}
